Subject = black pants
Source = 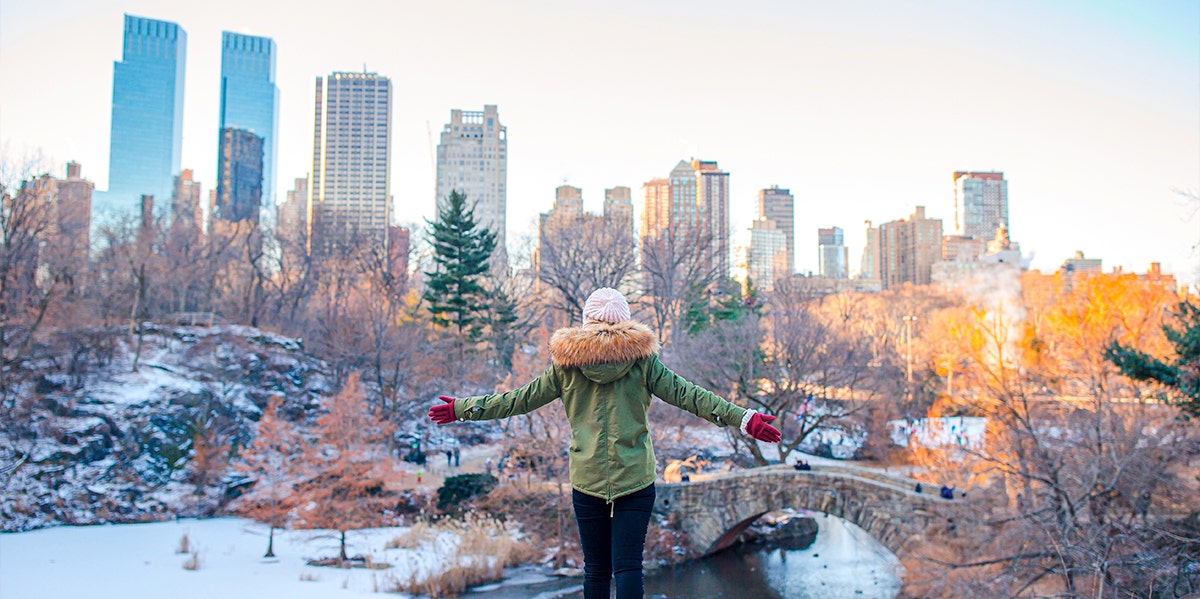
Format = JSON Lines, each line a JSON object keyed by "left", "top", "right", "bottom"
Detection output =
{"left": 572, "top": 484, "right": 656, "bottom": 599}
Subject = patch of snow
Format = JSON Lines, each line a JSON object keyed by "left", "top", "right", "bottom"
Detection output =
{"left": 888, "top": 417, "right": 987, "bottom": 449}
{"left": 0, "top": 518, "right": 455, "bottom": 598}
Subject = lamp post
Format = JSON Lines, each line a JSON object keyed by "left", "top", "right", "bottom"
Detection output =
{"left": 903, "top": 315, "right": 918, "bottom": 383}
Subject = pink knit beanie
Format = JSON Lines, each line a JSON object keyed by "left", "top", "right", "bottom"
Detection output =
{"left": 582, "top": 287, "right": 631, "bottom": 324}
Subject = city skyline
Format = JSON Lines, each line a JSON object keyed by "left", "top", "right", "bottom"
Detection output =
{"left": 1, "top": 0, "right": 1197, "bottom": 283}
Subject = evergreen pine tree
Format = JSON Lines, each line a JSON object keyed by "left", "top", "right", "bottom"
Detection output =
{"left": 1107, "top": 298, "right": 1200, "bottom": 418}
{"left": 423, "top": 191, "right": 498, "bottom": 355}
{"left": 483, "top": 281, "right": 520, "bottom": 370}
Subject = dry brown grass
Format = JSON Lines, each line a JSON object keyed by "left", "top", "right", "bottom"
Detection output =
{"left": 298, "top": 572, "right": 320, "bottom": 582}
{"left": 175, "top": 533, "right": 190, "bottom": 554}
{"left": 385, "top": 520, "right": 434, "bottom": 549}
{"left": 385, "top": 512, "right": 534, "bottom": 598}
{"left": 181, "top": 551, "right": 201, "bottom": 571}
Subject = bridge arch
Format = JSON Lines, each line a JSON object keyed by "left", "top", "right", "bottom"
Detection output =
{"left": 654, "top": 465, "right": 970, "bottom": 557}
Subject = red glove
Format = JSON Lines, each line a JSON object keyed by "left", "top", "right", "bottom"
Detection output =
{"left": 428, "top": 395, "right": 457, "bottom": 425}
{"left": 746, "top": 413, "right": 781, "bottom": 443}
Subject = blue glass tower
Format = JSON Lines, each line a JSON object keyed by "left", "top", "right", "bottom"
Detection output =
{"left": 103, "top": 14, "right": 186, "bottom": 224}
{"left": 218, "top": 32, "right": 278, "bottom": 228}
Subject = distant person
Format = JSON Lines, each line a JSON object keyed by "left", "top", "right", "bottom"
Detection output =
{"left": 429, "top": 287, "right": 780, "bottom": 599}
{"left": 445, "top": 449, "right": 453, "bottom": 468}
{"left": 915, "top": 482, "right": 923, "bottom": 494}
{"left": 484, "top": 458, "right": 493, "bottom": 477}
{"left": 794, "top": 460, "right": 811, "bottom": 471}
{"left": 453, "top": 446, "right": 461, "bottom": 468}
{"left": 940, "top": 485, "right": 955, "bottom": 500}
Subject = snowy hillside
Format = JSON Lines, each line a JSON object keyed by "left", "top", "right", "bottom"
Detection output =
{"left": 0, "top": 325, "right": 333, "bottom": 532}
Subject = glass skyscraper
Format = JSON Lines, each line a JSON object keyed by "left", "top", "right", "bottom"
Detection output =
{"left": 103, "top": 14, "right": 187, "bottom": 224}
{"left": 219, "top": 32, "right": 278, "bottom": 228}
{"left": 215, "top": 127, "right": 264, "bottom": 224}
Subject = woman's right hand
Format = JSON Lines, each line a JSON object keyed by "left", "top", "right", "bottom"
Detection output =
{"left": 428, "top": 395, "right": 456, "bottom": 425}
{"left": 746, "top": 412, "right": 781, "bottom": 443}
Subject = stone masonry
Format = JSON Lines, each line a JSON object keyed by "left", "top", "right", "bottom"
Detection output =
{"left": 654, "top": 465, "right": 976, "bottom": 557}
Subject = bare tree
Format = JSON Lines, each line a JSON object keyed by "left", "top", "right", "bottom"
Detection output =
{"left": 537, "top": 213, "right": 639, "bottom": 324}
{"left": 640, "top": 226, "right": 723, "bottom": 348}
{"left": 0, "top": 171, "right": 69, "bottom": 403}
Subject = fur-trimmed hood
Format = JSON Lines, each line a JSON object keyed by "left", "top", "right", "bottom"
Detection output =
{"left": 549, "top": 320, "right": 659, "bottom": 369}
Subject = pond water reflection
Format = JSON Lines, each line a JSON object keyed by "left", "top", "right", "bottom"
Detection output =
{"left": 467, "top": 515, "right": 902, "bottom": 599}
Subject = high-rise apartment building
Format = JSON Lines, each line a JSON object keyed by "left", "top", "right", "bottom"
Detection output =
{"left": 603, "top": 186, "right": 634, "bottom": 235}
{"left": 818, "top": 226, "right": 848, "bottom": 279}
{"left": 26, "top": 163, "right": 94, "bottom": 278}
{"left": 748, "top": 218, "right": 787, "bottom": 290}
{"left": 694, "top": 160, "right": 730, "bottom": 278}
{"left": 277, "top": 176, "right": 308, "bottom": 254}
{"left": 641, "top": 160, "right": 729, "bottom": 278}
{"left": 219, "top": 32, "right": 278, "bottom": 226}
{"left": 641, "top": 160, "right": 697, "bottom": 242}
{"left": 215, "top": 127, "right": 264, "bottom": 224}
{"left": 954, "top": 171, "right": 1008, "bottom": 240}
{"left": 436, "top": 105, "right": 507, "bottom": 259}
{"left": 309, "top": 72, "right": 392, "bottom": 251}
{"left": 537, "top": 185, "right": 584, "bottom": 275}
{"left": 552, "top": 184, "right": 584, "bottom": 218}
{"left": 103, "top": 14, "right": 186, "bottom": 224}
{"left": 860, "top": 221, "right": 879, "bottom": 280}
{"left": 758, "top": 186, "right": 795, "bottom": 276}
{"left": 877, "top": 206, "right": 943, "bottom": 289}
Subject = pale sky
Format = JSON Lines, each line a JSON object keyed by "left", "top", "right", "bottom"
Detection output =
{"left": 2, "top": 0, "right": 1198, "bottom": 283}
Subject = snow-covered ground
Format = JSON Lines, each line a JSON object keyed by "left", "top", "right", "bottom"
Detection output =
{"left": 0, "top": 514, "right": 901, "bottom": 599}
{"left": 0, "top": 517, "right": 495, "bottom": 599}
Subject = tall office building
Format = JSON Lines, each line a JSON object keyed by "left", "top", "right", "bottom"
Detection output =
{"left": 877, "top": 206, "right": 943, "bottom": 289}
{"left": 1061, "top": 250, "right": 1102, "bottom": 275}
{"left": 436, "top": 105, "right": 507, "bottom": 259}
{"left": 758, "top": 186, "right": 795, "bottom": 276}
{"left": 219, "top": 32, "right": 278, "bottom": 227}
{"left": 215, "top": 127, "right": 264, "bottom": 224}
{"left": 748, "top": 218, "right": 787, "bottom": 290}
{"left": 818, "top": 226, "right": 848, "bottom": 279}
{"left": 103, "top": 15, "right": 186, "bottom": 225}
{"left": 954, "top": 171, "right": 1008, "bottom": 240}
{"left": 309, "top": 72, "right": 392, "bottom": 251}
{"left": 169, "top": 169, "right": 203, "bottom": 240}
{"left": 641, "top": 160, "right": 729, "bottom": 278}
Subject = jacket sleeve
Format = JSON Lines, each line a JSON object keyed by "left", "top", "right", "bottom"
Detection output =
{"left": 453, "top": 367, "right": 561, "bottom": 421}
{"left": 645, "top": 355, "right": 747, "bottom": 428}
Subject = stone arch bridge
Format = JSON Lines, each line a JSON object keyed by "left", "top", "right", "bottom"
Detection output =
{"left": 654, "top": 464, "right": 978, "bottom": 557}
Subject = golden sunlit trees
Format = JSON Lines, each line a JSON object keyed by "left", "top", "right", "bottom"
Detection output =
{"left": 905, "top": 270, "right": 1199, "bottom": 598}
{"left": 291, "top": 373, "right": 398, "bottom": 563}
{"left": 233, "top": 395, "right": 301, "bottom": 558}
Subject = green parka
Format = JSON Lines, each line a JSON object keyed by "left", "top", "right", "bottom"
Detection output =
{"left": 453, "top": 320, "right": 748, "bottom": 502}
